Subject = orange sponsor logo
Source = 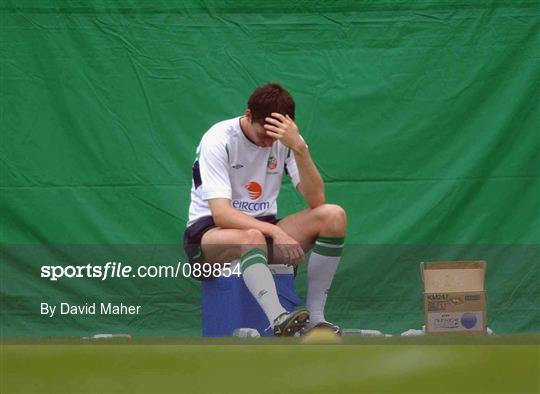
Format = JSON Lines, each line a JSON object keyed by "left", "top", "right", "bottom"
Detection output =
{"left": 245, "top": 181, "right": 262, "bottom": 200}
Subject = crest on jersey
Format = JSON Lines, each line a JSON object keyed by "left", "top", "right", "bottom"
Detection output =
{"left": 245, "top": 181, "right": 262, "bottom": 200}
{"left": 267, "top": 156, "right": 278, "bottom": 170}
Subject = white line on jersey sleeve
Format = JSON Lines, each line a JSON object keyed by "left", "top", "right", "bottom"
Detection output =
{"left": 285, "top": 148, "right": 301, "bottom": 188}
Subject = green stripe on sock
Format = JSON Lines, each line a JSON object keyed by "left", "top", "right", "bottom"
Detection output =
{"left": 317, "top": 236, "right": 345, "bottom": 245}
{"left": 240, "top": 248, "right": 267, "bottom": 272}
{"left": 313, "top": 244, "right": 343, "bottom": 256}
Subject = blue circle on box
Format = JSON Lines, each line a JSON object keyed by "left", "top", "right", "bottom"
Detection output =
{"left": 461, "top": 313, "right": 477, "bottom": 329}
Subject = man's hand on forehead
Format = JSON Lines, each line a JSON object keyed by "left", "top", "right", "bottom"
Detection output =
{"left": 264, "top": 112, "right": 306, "bottom": 152}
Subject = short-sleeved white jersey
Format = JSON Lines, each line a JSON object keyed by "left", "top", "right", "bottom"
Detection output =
{"left": 187, "top": 116, "right": 300, "bottom": 227}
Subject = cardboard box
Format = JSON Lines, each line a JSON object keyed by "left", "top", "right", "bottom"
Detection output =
{"left": 421, "top": 261, "right": 487, "bottom": 334}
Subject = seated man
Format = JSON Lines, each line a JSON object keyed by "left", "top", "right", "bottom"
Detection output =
{"left": 184, "top": 83, "right": 347, "bottom": 336}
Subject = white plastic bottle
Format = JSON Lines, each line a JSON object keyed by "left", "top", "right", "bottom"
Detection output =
{"left": 232, "top": 328, "right": 261, "bottom": 338}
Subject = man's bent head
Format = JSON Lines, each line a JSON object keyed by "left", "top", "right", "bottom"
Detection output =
{"left": 247, "top": 83, "right": 295, "bottom": 125}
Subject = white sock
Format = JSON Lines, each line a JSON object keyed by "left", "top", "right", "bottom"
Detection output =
{"left": 241, "top": 248, "right": 286, "bottom": 326}
{"left": 306, "top": 236, "right": 344, "bottom": 326}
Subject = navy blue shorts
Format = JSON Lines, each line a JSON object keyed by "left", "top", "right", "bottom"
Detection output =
{"left": 183, "top": 215, "right": 279, "bottom": 281}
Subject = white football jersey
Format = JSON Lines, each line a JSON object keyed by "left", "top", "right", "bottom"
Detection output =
{"left": 187, "top": 116, "right": 300, "bottom": 226}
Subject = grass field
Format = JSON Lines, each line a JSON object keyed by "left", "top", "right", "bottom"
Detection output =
{"left": 1, "top": 335, "right": 539, "bottom": 394}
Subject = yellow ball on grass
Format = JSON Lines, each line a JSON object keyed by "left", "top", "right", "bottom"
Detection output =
{"left": 301, "top": 327, "right": 343, "bottom": 344}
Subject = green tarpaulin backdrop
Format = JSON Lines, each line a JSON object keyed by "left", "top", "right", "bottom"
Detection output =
{"left": 1, "top": 1, "right": 539, "bottom": 337}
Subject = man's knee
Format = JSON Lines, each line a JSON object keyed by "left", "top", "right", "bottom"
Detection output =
{"left": 314, "top": 204, "right": 347, "bottom": 234}
{"left": 238, "top": 229, "right": 267, "bottom": 254}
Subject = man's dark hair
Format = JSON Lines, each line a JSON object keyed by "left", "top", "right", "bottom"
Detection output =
{"left": 247, "top": 83, "right": 295, "bottom": 125}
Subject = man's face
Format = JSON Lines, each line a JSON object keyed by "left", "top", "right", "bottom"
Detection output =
{"left": 251, "top": 121, "right": 275, "bottom": 147}
{"left": 244, "top": 110, "right": 275, "bottom": 147}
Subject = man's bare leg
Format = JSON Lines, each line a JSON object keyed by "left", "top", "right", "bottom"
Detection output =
{"left": 201, "top": 228, "right": 288, "bottom": 326}
{"left": 276, "top": 204, "right": 347, "bottom": 330}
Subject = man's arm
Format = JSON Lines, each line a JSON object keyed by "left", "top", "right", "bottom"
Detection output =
{"left": 291, "top": 144, "right": 325, "bottom": 208}
{"left": 208, "top": 198, "right": 305, "bottom": 264}
{"left": 265, "top": 113, "right": 325, "bottom": 208}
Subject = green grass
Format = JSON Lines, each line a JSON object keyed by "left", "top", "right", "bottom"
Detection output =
{"left": 1, "top": 335, "right": 539, "bottom": 394}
